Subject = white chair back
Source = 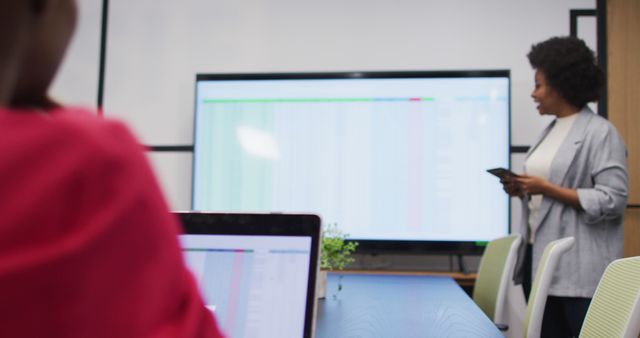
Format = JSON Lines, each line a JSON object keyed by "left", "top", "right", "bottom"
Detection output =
{"left": 523, "top": 236, "right": 575, "bottom": 338}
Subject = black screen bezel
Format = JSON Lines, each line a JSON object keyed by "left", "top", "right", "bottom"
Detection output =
{"left": 192, "top": 70, "right": 511, "bottom": 255}
{"left": 175, "top": 212, "right": 321, "bottom": 338}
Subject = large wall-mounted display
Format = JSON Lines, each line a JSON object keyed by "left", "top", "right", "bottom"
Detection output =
{"left": 192, "top": 71, "right": 510, "bottom": 253}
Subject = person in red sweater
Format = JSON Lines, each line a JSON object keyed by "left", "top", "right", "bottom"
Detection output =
{"left": 0, "top": 1, "right": 224, "bottom": 337}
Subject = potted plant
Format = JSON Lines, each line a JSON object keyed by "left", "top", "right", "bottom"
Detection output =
{"left": 317, "top": 223, "right": 358, "bottom": 299}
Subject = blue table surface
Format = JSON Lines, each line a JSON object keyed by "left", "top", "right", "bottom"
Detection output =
{"left": 315, "top": 273, "right": 503, "bottom": 338}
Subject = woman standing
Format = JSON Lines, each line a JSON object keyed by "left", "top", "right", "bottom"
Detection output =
{"left": 502, "top": 36, "right": 628, "bottom": 337}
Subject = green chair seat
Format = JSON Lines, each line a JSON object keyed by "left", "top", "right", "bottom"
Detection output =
{"left": 473, "top": 234, "right": 522, "bottom": 323}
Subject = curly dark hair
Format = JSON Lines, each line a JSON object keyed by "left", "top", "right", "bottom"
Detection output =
{"left": 527, "top": 36, "right": 604, "bottom": 109}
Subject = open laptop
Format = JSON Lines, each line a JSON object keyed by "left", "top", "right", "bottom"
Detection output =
{"left": 175, "top": 212, "right": 321, "bottom": 338}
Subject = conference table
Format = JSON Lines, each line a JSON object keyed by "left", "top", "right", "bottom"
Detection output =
{"left": 315, "top": 272, "right": 503, "bottom": 338}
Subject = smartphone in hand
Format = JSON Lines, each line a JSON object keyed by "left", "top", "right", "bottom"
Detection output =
{"left": 486, "top": 167, "right": 518, "bottom": 179}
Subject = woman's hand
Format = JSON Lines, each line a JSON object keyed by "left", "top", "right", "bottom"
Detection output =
{"left": 515, "top": 174, "right": 582, "bottom": 209}
{"left": 515, "top": 175, "right": 550, "bottom": 195}
{"left": 500, "top": 175, "right": 524, "bottom": 197}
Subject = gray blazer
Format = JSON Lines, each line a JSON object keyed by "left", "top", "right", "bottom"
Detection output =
{"left": 514, "top": 107, "right": 628, "bottom": 298}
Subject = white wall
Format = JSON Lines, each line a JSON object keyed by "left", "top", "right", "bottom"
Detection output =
{"left": 55, "top": 0, "right": 596, "bottom": 227}
{"left": 50, "top": 0, "right": 102, "bottom": 109}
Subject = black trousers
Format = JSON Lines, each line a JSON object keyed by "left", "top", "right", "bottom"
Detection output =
{"left": 541, "top": 296, "right": 591, "bottom": 337}
{"left": 523, "top": 244, "right": 532, "bottom": 300}
{"left": 523, "top": 244, "right": 592, "bottom": 338}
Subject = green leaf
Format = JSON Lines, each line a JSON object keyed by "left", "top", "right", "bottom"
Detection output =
{"left": 320, "top": 223, "right": 359, "bottom": 270}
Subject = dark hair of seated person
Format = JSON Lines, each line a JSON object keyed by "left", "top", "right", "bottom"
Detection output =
{"left": 0, "top": 1, "right": 224, "bottom": 337}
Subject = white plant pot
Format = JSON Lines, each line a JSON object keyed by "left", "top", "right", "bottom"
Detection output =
{"left": 316, "top": 270, "right": 327, "bottom": 299}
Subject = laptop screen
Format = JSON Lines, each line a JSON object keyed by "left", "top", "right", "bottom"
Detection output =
{"left": 176, "top": 213, "right": 320, "bottom": 338}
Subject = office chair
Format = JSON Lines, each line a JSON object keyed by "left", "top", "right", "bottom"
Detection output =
{"left": 522, "top": 236, "right": 575, "bottom": 338}
{"left": 579, "top": 256, "right": 640, "bottom": 338}
{"left": 473, "top": 234, "right": 523, "bottom": 334}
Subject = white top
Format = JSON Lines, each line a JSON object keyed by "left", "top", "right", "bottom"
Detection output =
{"left": 525, "top": 113, "right": 578, "bottom": 243}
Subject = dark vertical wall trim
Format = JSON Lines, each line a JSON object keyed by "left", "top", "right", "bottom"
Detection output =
{"left": 569, "top": 9, "right": 597, "bottom": 37}
{"left": 569, "top": 8, "right": 607, "bottom": 118}
{"left": 570, "top": 11, "right": 579, "bottom": 36}
{"left": 597, "top": 0, "right": 608, "bottom": 119}
{"left": 97, "top": 0, "right": 109, "bottom": 115}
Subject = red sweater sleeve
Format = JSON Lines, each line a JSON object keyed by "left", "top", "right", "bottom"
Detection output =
{"left": 0, "top": 109, "right": 224, "bottom": 338}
